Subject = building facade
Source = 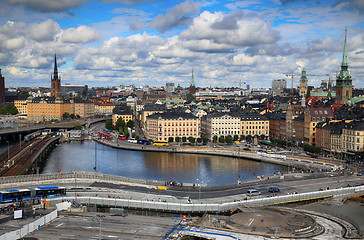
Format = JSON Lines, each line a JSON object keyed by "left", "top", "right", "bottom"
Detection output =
{"left": 94, "top": 102, "right": 115, "bottom": 115}
{"left": 72, "top": 98, "right": 94, "bottom": 118}
{"left": 304, "top": 107, "right": 334, "bottom": 145}
{"left": 299, "top": 68, "right": 308, "bottom": 97}
{"left": 27, "top": 97, "right": 71, "bottom": 122}
{"left": 272, "top": 79, "right": 286, "bottom": 91}
{"left": 112, "top": 107, "right": 133, "bottom": 125}
{"left": 202, "top": 112, "right": 241, "bottom": 140}
{"left": 14, "top": 99, "right": 27, "bottom": 115}
{"left": 342, "top": 121, "right": 364, "bottom": 160}
{"left": 62, "top": 84, "right": 88, "bottom": 97}
{"left": 286, "top": 104, "right": 305, "bottom": 141}
{"left": 241, "top": 113, "right": 269, "bottom": 137}
{"left": 145, "top": 112, "right": 200, "bottom": 141}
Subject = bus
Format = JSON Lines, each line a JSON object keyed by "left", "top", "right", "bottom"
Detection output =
{"left": 152, "top": 141, "right": 169, "bottom": 147}
{"left": 0, "top": 189, "right": 31, "bottom": 203}
{"left": 33, "top": 186, "right": 66, "bottom": 199}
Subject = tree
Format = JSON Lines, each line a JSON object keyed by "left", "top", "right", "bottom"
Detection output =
{"left": 168, "top": 137, "right": 174, "bottom": 142}
{"left": 188, "top": 137, "right": 195, "bottom": 144}
{"left": 105, "top": 119, "right": 113, "bottom": 130}
{"left": 225, "top": 135, "right": 233, "bottom": 144}
{"left": 233, "top": 135, "right": 239, "bottom": 141}
{"left": 0, "top": 104, "right": 18, "bottom": 115}
{"left": 202, "top": 137, "right": 208, "bottom": 145}
{"left": 213, "top": 135, "right": 218, "bottom": 142}
{"left": 74, "top": 124, "right": 82, "bottom": 130}
{"left": 76, "top": 115, "right": 80, "bottom": 119}
{"left": 70, "top": 113, "right": 76, "bottom": 119}
{"left": 175, "top": 137, "right": 180, "bottom": 142}
{"left": 62, "top": 112, "right": 70, "bottom": 120}
{"left": 218, "top": 135, "right": 225, "bottom": 143}
{"left": 240, "top": 135, "right": 246, "bottom": 141}
{"left": 124, "top": 126, "right": 129, "bottom": 139}
{"left": 260, "top": 134, "right": 266, "bottom": 140}
{"left": 19, "top": 91, "right": 30, "bottom": 99}
{"left": 115, "top": 118, "right": 125, "bottom": 130}
{"left": 126, "top": 120, "right": 134, "bottom": 129}
{"left": 182, "top": 136, "right": 187, "bottom": 143}
{"left": 246, "top": 135, "right": 252, "bottom": 142}
{"left": 197, "top": 138, "right": 202, "bottom": 144}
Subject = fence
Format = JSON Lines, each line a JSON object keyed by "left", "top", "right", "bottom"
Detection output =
{"left": 0, "top": 210, "right": 57, "bottom": 240}
{"left": 47, "top": 185, "right": 364, "bottom": 213}
{"left": 0, "top": 171, "right": 164, "bottom": 186}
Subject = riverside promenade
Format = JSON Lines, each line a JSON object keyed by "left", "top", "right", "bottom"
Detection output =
{"left": 94, "top": 137, "right": 342, "bottom": 172}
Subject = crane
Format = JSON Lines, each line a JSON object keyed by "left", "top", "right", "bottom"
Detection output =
{"left": 228, "top": 80, "right": 246, "bottom": 90}
{"left": 286, "top": 71, "right": 296, "bottom": 95}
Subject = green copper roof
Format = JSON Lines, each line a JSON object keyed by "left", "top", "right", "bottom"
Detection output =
{"left": 337, "top": 28, "right": 352, "bottom": 87}
{"left": 190, "top": 70, "right": 195, "bottom": 86}
{"left": 342, "top": 28, "right": 348, "bottom": 67}
{"left": 300, "top": 68, "right": 307, "bottom": 81}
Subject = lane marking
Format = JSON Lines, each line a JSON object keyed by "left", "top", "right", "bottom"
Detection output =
{"left": 55, "top": 223, "right": 63, "bottom": 228}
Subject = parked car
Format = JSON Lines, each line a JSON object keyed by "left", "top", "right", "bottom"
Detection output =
{"left": 268, "top": 187, "right": 280, "bottom": 193}
{"left": 128, "top": 138, "right": 137, "bottom": 143}
{"left": 247, "top": 189, "right": 261, "bottom": 196}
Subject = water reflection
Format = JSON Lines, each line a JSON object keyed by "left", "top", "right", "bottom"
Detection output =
{"left": 43, "top": 140, "right": 286, "bottom": 186}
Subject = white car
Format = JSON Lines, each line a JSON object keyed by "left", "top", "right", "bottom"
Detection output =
{"left": 128, "top": 139, "right": 137, "bottom": 143}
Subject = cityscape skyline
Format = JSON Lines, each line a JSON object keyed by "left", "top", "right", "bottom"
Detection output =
{"left": 0, "top": 0, "right": 363, "bottom": 88}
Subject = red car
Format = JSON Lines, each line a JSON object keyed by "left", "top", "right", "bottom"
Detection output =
{"left": 118, "top": 136, "right": 126, "bottom": 140}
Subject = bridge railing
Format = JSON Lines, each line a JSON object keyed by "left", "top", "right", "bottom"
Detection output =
{"left": 46, "top": 185, "right": 364, "bottom": 213}
{"left": 0, "top": 171, "right": 164, "bottom": 186}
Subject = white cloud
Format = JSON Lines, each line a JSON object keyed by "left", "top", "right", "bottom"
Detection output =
{"left": 61, "top": 26, "right": 99, "bottom": 43}
{"left": 8, "top": 0, "right": 88, "bottom": 12}
{"left": 2, "top": 37, "right": 25, "bottom": 50}
{"left": 28, "top": 19, "right": 60, "bottom": 41}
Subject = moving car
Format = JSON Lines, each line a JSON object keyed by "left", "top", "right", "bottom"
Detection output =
{"left": 268, "top": 187, "right": 280, "bottom": 193}
{"left": 247, "top": 189, "right": 261, "bottom": 196}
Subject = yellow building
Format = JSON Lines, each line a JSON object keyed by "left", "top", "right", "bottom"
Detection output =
{"left": 72, "top": 98, "right": 94, "bottom": 118}
{"left": 27, "top": 97, "right": 71, "bottom": 122}
{"left": 94, "top": 102, "right": 115, "bottom": 115}
{"left": 14, "top": 99, "right": 27, "bottom": 115}
{"left": 304, "top": 107, "right": 334, "bottom": 145}
{"left": 342, "top": 121, "right": 364, "bottom": 159}
{"left": 139, "top": 104, "right": 166, "bottom": 128}
{"left": 145, "top": 112, "right": 200, "bottom": 141}
{"left": 241, "top": 113, "right": 269, "bottom": 137}
{"left": 112, "top": 107, "right": 133, "bottom": 125}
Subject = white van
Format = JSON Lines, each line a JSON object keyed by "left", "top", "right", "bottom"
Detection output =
{"left": 247, "top": 189, "right": 261, "bottom": 197}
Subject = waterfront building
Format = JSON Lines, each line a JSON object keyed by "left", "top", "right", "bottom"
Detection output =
{"left": 266, "top": 112, "right": 286, "bottom": 139}
{"left": 139, "top": 104, "right": 167, "bottom": 128}
{"left": 304, "top": 107, "right": 334, "bottom": 145}
{"left": 286, "top": 104, "right": 305, "bottom": 141}
{"left": 240, "top": 113, "right": 269, "bottom": 137}
{"left": 62, "top": 84, "right": 88, "bottom": 97}
{"left": 27, "top": 97, "right": 71, "bottom": 122}
{"left": 14, "top": 99, "right": 27, "bottom": 115}
{"left": 51, "top": 54, "right": 62, "bottom": 98}
{"left": 293, "top": 114, "right": 305, "bottom": 144}
{"left": 299, "top": 69, "right": 308, "bottom": 98}
{"left": 0, "top": 69, "right": 5, "bottom": 105}
{"left": 202, "top": 112, "right": 241, "bottom": 140}
{"left": 145, "top": 112, "right": 200, "bottom": 141}
{"left": 336, "top": 28, "right": 353, "bottom": 105}
{"left": 272, "top": 79, "right": 286, "bottom": 91}
{"left": 112, "top": 107, "right": 133, "bottom": 125}
{"left": 341, "top": 120, "right": 364, "bottom": 160}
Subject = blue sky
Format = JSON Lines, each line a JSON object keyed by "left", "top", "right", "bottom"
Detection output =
{"left": 0, "top": 0, "right": 363, "bottom": 89}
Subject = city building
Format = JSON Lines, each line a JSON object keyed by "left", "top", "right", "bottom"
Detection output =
{"left": 272, "top": 79, "right": 286, "bottom": 91}
{"left": 267, "top": 112, "right": 286, "bottom": 139}
{"left": 62, "top": 84, "right": 88, "bottom": 97}
{"left": 27, "top": 97, "right": 71, "bottom": 122}
{"left": 299, "top": 69, "right": 308, "bottom": 97}
{"left": 336, "top": 28, "right": 353, "bottom": 105}
{"left": 202, "top": 112, "right": 241, "bottom": 140}
{"left": 286, "top": 104, "right": 305, "bottom": 141}
{"left": 112, "top": 107, "right": 133, "bottom": 125}
{"left": 14, "top": 99, "right": 27, "bottom": 115}
{"left": 165, "top": 83, "right": 175, "bottom": 93}
{"left": 145, "top": 112, "right": 200, "bottom": 141}
{"left": 94, "top": 102, "right": 115, "bottom": 115}
{"left": 71, "top": 98, "right": 94, "bottom": 118}
{"left": 241, "top": 113, "right": 269, "bottom": 137}
{"left": 304, "top": 107, "right": 334, "bottom": 145}
{"left": 0, "top": 69, "right": 5, "bottom": 105}
{"left": 189, "top": 70, "right": 196, "bottom": 95}
{"left": 50, "top": 54, "right": 62, "bottom": 98}
{"left": 138, "top": 104, "right": 167, "bottom": 128}
{"left": 341, "top": 120, "right": 364, "bottom": 160}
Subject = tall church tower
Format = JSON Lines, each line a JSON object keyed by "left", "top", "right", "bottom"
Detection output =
{"left": 336, "top": 28, "right": 353, "bottom": 105}
{"left": 189, "top": 70, "right": 196, "bottom": 94}
{"left": 299, "top": 68, "right": 308, "bottom": 98}
{"left": 51, "top": 54, "right": 62, "bottom": 98}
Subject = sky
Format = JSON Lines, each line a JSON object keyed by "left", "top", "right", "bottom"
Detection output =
{"left": 0, "top": 0, "right": 363, "bottom": 89}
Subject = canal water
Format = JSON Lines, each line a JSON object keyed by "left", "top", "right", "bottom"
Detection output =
{"left": 42, "top": 140, "right": 287, "bottom": 186}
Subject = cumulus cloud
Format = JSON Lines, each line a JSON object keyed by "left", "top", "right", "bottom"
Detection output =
{"left": 1, "top": 37, "right": 25, "bottom": 50}
{"left": 148, "top": 0, "right": 201, "bottom": 33}
{"left": 28, "top": 19, "right": 60, "bottom": 41}
{"left": 61, "top": 26, "right": 99, "bottom": 43}
{"left": 179, "top": 11, "right": 280, "bottom": 52}
{"left": 8, "top": 0, "right": 88, "bottom": 12}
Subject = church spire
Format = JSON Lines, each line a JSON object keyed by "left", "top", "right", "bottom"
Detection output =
{"left": 191, "top": 70, "right": 195, "bottom": 86}
{"left": 53, "top": 53, "right": 58, "bottom": 80}
{"left": 342, "top": 27, "right": 348, "bottom": 67}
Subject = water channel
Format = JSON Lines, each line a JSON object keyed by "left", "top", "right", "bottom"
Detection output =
{"left": 42, "top": 140, "right": 287, "bottom": 186}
